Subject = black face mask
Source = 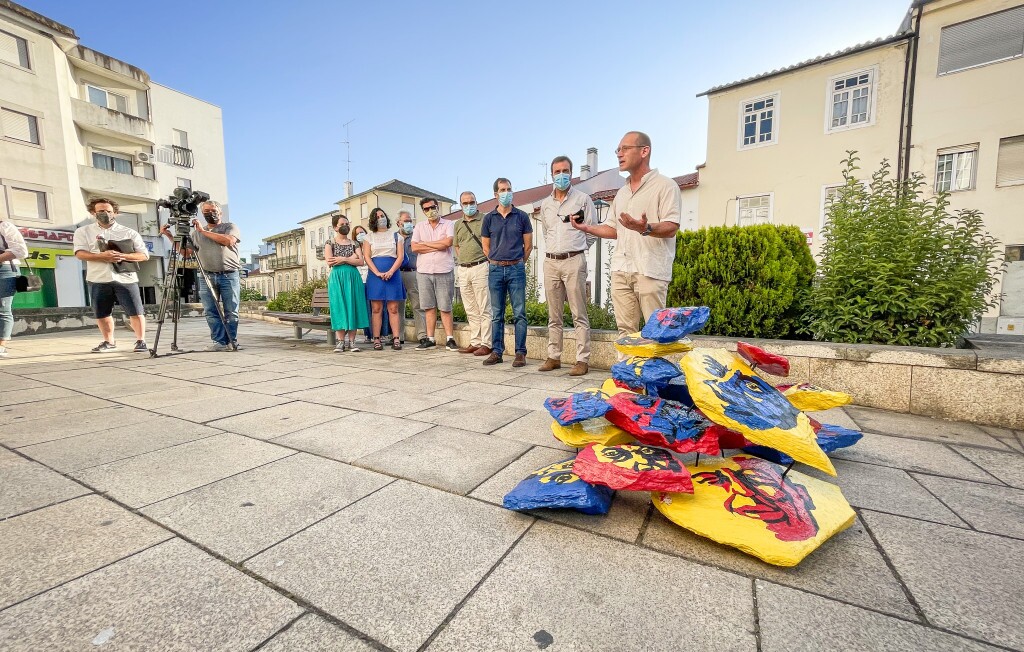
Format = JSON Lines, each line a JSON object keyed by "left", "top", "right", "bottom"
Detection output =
{"left": 203, "top": 212, "right": 219, "bottom": 224}
{"left": 338, "top": 225, "right": 350, "bottom": 235}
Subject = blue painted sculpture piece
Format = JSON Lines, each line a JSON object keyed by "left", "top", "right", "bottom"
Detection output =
{"left": 641, "top": 306, "right": 711, "bottom": 343}
{"left": 544, "top": 390, "right": 611, "bottom": 426}
{"left": 503, "top": 459, "right": 614, "bottom": 515}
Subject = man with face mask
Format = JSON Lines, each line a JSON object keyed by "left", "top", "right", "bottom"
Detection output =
{"left": 410, "top": 197, "right": 457, "bottom": 351}
{"left": 161, "top": 200, "right": 242, "bottom": 351}
{"left": 73, "top": 198, "right": 151, "bottom": 353}
{"left": 453, "top": 191, "right": 491, "bottom": 356}
{"left": 481, "top": 178, "right": 533, "bottom": 367}
{"left": 538, "top": 156, "right": 596, "bottom": 376}
{"left": 397, "top": 210, "right": 426, "bottom": 345}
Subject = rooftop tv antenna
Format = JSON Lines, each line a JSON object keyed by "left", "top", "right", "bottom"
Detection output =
{"left": 538, "top": 162, "right": 548, "bottom": 185}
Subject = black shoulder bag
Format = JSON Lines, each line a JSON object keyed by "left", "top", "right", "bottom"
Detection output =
{"left": 0, "top": 233, "right": 43, "bottom": 293}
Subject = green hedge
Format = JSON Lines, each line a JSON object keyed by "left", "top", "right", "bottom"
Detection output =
{"left": 667, "top": 224, "right": 815, "bottom": 338}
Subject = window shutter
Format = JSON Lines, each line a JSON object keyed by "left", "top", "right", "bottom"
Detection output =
{"left": 10, "top": 189, "right": 45, "bottom": 220}
{"left": 1, "top": 109, "right": 37, "bottom": 144}
{"left": 0, "top": 31, "right": 28, "bottom": 68}
{"left": 997, "top": 136, "right": 1024, "bottom": 187}
{"left": 938, "top": 6, "right": 1024, "bottom": 74}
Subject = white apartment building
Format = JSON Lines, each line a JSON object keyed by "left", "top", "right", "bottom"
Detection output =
{"left": 0, "top": 1, "right": 227, "bottom": 310}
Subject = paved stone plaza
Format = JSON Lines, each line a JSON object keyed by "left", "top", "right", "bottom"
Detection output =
{"left": 1, "top": 318, "right": 1022, "bottom": 651}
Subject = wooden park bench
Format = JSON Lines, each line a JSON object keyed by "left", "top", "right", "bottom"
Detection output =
{"left": 265, "top": 287, "right": 337, "bottom": 346}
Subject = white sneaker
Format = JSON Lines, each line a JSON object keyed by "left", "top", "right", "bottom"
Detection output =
{"left": 205, "top": 343, "right": 231, "bottom": 352}
{"left": 334, "top": 342, "right": 345, "bottom": 353}
{"left": 0, "top": 346, "right": 7, "bottom": 358}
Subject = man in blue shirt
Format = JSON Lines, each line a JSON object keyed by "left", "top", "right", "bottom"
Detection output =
{"left": 397, "top": 210, "right": 426, "bottom": 345}
{"left": 480, "top": 177, "right": 533, "bottom": 367}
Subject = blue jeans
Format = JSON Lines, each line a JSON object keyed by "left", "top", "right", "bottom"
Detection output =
{"left": 488, "top": 261, "right": 527, "bottom": 356}
{"left": 197, "top": 270, "right": 239, "bottom": 345}
{"left": 0, "top": 266, "right": 16, "bottom": 341}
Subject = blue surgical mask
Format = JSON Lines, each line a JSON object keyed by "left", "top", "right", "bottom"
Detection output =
{"left": 355, "top": 233, "right": 366, "bottom": 244}
{"left": 497, "top": 191, "right": 513, "bottom": 208}
{"left": 463, "top": 204, "right": 478, "bottom": 217}
{"left": 553, "top": 173, "right": 571, "bottom": 192}
{"left": 401, "top": 222, "right": 414, "bottom": 235}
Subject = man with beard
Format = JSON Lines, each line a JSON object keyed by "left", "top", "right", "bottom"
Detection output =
{"left": 161, "top": 200, "right": 241, "bottom": 351}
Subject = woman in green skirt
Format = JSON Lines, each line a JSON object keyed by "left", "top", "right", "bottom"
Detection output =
{"left": 325, "top": 214, "right": 369, "bottom": 352}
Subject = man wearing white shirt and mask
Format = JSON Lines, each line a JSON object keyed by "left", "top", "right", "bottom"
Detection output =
{"left": 538, "top": 155, "right": 596, "bottom": 376}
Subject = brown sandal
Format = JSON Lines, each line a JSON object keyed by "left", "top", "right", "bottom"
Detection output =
{"left": 392, "top": 336, "right": 402, "bottom": 350}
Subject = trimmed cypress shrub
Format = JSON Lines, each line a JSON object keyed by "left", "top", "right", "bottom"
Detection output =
{"left": 668, "top": 224, "right": 815, "bottom": 338}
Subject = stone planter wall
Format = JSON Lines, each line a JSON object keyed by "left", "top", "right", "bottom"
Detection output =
{"left": 12, "top": 304, "right": 205, "bottom": 337}
{"left": 240, "top": 308, "right": 1024, "bottom": 429}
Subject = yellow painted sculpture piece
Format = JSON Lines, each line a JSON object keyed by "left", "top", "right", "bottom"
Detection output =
{"left": 614, "top": 332, "right": 694, "bottom": 358}
{"left": 550, "top": 418, "right": 635, "bottom": 449}
{"left": 653, "top": 455, "right": 856, "bottom": 567}
{"left": 681, "top": 348, "right": 836, "bottom": 476}
{"left": 781, "top": 383, "right": 853, "bottom": 412}
{"left": 599, "top": 378, "right": 637, "bottom": 398}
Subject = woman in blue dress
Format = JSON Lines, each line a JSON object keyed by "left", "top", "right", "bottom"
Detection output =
{"left": 361, "top": 208, "right": 405, "bottom": 350}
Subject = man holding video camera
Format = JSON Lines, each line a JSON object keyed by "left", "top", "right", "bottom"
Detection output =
{"left": 73, "top": 198, "right": 151, "bottom": 353}
{"left": 160, "top": 200, "right": 241, "bottom": 351}
{"left": 537, "top": 155, "right": 596, "bottom": 376}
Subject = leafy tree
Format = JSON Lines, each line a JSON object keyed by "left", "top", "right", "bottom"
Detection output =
{"left": 240, "top": 287, "right": 266, "bottom": 302}
{"left": 808, "top": 152, "right": 1003, "bottom": 347}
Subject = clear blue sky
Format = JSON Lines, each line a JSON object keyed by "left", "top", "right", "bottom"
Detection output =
{"left": 26, "top": 0, "right": 909, "bottom": 256}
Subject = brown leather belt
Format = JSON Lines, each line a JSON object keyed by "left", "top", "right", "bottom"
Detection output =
{"left": 458, "top": 259, "right": 487, "bottom": 268}
{"left": 490, "top": 259, "right": 522, "bottom": 267}
{"left": 545, "top": 250, "right": 585, "bottom": 260}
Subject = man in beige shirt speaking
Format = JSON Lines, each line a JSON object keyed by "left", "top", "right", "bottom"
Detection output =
{"left": 572, "top": 131, "right": 681, "bottom": 342}
{"left": 538, "top": 155, "right": 596, "bottom": 376}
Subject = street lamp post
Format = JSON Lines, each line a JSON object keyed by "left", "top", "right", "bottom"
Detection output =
{"left": 593, "top": 199, "right": 609, "bottom": 306}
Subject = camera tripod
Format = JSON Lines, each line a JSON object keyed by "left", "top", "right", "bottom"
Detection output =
{"left": 150, "top": 228, "right": 236, "bottom": 357}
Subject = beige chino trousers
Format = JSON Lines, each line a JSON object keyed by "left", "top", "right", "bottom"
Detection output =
{"left": 457, "top": 263, "right": 492, "bottom": 347}
{"left": 544, "top": 254, "right": 591, "bottom": 363}
{"left": 611, "top": 271, "right": 669, "bottom": 341}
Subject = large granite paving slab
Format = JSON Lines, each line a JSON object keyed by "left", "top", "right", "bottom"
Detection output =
{"left": 805, "top": 407, "right": 860, "bottom": 431}
{"left": 333, "top": 389, "right": 451, "bottom": 417}
{"left": 505, "top": 372, "right": 587, "bottom": 392}
{"left": 806, "top": 458, "right": 967, "bottom": 526}
{"left": 72, "top": 433, "right": 294, "bottom": 507}
{"left": 470, "top": 446, "right": 650, "bottom": 543}
{"left": 757, "top": 581, "right": 1001, "bottom": 652}
{"left": 0, "top": 385, "right": 78, "bottom": 407}
{"left": 355, "top": 426, "right": 530, "bottom": 494}
{"left": 0, "top": 448, "right": 90, "bottom": 520}
{"left": 428, "top": 521, "right": 757, "bottom": 651}
{"left": 247, "top": 481, "right": 530, "bottom": 652}
{"left": 0, "top": 495, "right": 171, "bottom": 609}
{"left": 831, "top": 432, "right": 999, "bottom": 484}
{"left": 142, "top": 453, "right": 391, "bottom": 561}
{"left": 232, "top": 375, "right": 344, "bottom": 396}
{"left": 642, "top": 511, "right": 916, "bottom": 619}
{"left": 16, "top": 417, "right": 221, "bottom": 472}
{"left": 912, "top": 473, "right": 1024, "bottom": 539}
{"left": 845, "top": 406, "right": 1007, "bottom": 449}
{"left": 280, "top": 381, "right": 382, "bottom": 406}
{"left": 952, "top": 446, "right": 1024, "bottom": 489}
{"left": 0, "top": 538, "right": 302, "bottom": 652}
{"left": 496, "top": 388, "right": 569, "bottom": 412}
{"left": 0, "top": 404, "right": 155, "bottom": 449}
{"left": 0, "top": 395, "right": 112, "bottom": 427}
{"left": 490, "top": 409, "right": 573, "bottom": 451}
{"left": 428, "top": 381, "right": 523, "bottom": 405}
{"left": 406, "top": 399, "right": 529, "bottom": 434}
{"left": 273, "top": 411, "right": 433, "bottom": 463}
{"left": 862, "top": 510, "right": 1024, "bottom": 649}
{"left": 207, "top": 402, "right": 353, "bottom": 440}
{"left": 151, "top": 391, "right": 290, "bottom": 423}
{"left": 108, "top": 383, "right": 238, "bottom": 409}
{"left": 260, "top": 614, "right": 378, "bottom": 652}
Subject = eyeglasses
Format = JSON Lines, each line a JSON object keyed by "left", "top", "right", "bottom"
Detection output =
{"left": 615, "top": 145, "right": 647, "bottom": 154}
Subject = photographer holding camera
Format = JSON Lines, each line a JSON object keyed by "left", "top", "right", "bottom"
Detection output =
{"left": 160, "top": 200, "right": 241, "bottom": 351}
{"left": 73, "top": 198, "right": 151, "bottom": 353}
{"left": 537, "top": 155, "right": 596, "bottom": 377}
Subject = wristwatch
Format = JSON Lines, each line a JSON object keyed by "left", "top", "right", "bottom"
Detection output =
{"left": 641, "top": 222, "right": 652, "bottom": 236}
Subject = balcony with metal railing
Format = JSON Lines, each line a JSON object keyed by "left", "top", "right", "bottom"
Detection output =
{"left": 266, "top": 255, "right": 305, "bottom": 270}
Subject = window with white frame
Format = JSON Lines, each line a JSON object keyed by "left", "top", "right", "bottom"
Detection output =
{"left": 935, "top": 146, "right": 977, "bottom": 192}
{"left": 318, "top": 227, "right": 325, "bottom": 245}
{"left": 92, "top": 151, "right": 134, "bottom": 176}
{"left": 1, "top": 108, "right": 40, "bottom": 145}
{"left": 0, "top": 30, "right": 30, "bottom": 69}
{"left": 938, "top": 6, "right": 1024, "bottom": 75}
{"left": 87, "top": 85, "right": 128, "bottom": 113}
{"left": 997, "top": 135, "right": 1024, "bottom": 187}
{"left": 740, "top": 94, "right": 778, "bottom": 148}
{"left": 737, "top": 195, "right": 772, "bottom": 226}
{"left": 173, "top": 129, "right": 189, "bottom": 149}
{"left": 176, "top": 177, "right": 191, "bottom": 190}
{"left": 828, "top": 70, "right": 874, "bottom": 131}
{"left": 8, "top": 187, "right": 48, "bottom": 221}
{"left": 821, "top": 184, "right": 845, "bottom": 232}
{"left": 401, "top": 196, "right": 416, "bottom": 220}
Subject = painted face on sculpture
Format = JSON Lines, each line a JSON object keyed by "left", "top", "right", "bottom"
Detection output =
{"left": 594, "top": 445, "right": 683, "bottom": 473}
{"left": 532, "top": 460, "right": 580, "bottom": 485}
{"left": 693, "top": 457, "right": 819, "bottom": 542}
{"left": 701, "top": 355, "right": 799, "bottom": 430}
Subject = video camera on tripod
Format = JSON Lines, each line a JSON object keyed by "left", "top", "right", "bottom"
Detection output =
{"left": 157, "top": 187, "right": 210, "bottom": 241}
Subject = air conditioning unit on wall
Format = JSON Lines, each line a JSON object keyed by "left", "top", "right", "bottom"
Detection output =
{"left": 135, "top": 152, "right": 153, "bottom": 163}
